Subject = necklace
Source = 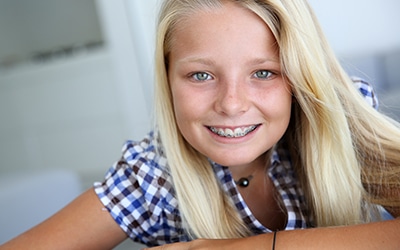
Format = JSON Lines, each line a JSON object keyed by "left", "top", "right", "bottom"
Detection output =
{"left": 235, "top": 175, "right": 254, "bottom": 187}
{"left": 233, "top": 153, "right": 271, "bottom": 188}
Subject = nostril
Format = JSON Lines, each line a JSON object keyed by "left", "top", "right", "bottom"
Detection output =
{"left": 215, "top": 89, "right": 249, "bottom": 116}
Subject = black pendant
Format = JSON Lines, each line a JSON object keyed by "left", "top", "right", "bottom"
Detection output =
{"left": 235, "top": 175, "right": 253, "bottom": 188}
{"left": 236, "top": 177, "right": 250, "bottom": 187}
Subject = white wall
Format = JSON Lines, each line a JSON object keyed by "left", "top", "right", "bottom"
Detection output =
{"left": 0, "top": 0, "right": 103, "bottom": 62}
{"left": 0, "top": 1, "right": 159, "bottom": 248}
{"left": 0, "top": 0, "right": 155, "bottom": 187}
{"left": 309, "top": 1, "right": 400, "bottom": 119}
{"left": 0, "top": 50, "right": 127, "bottom": 183}
{"left": 308, "top": 0, "right": 400, "bottom": 56}
{"left": 125, "top": 0, "right": 160, "bottom": 108}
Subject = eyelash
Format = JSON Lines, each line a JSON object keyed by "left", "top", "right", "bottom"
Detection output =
{"left": 253, "top": 70, "right": 274, "bottom": 79}
{"left": 190, "top": 72, "right": 213, "bottom": 81}
{"left": 189, "top": 70, "right": 275, "bottom": 82}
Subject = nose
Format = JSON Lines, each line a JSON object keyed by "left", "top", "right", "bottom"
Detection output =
{"left": 214, "top": 79, "right": 249, "bottom": 116}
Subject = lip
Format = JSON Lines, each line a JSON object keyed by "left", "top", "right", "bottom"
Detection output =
{"left": 207, "top": 124, "right": 257, "bottom": 129}
{"left": 206, "top": 124, "right": 261, "bottom": 142}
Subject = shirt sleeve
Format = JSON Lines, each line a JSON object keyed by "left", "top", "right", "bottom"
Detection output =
{"left": 351, "top": 76, "right": 379, "bottom": 110}
{"left": 93, "top": 134, "right": 183, "bottom": 246}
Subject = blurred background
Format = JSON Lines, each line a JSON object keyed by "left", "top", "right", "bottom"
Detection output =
{"left": 0, "top": 0, "right": 399, "bottom": 249}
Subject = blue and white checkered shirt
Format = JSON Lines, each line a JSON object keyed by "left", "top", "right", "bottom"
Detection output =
{"left": 94, "top": 79, "right": 378, "bottom": 247}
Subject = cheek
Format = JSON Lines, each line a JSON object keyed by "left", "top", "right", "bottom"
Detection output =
{"left": 257, "top": 86, "right": 292, "bottom": 120}
{"left": 171, "top": 88, "right": 204, "bottom": 147}
{"left": 171, "top": 81, "right": 211, "bottom": 117}
{"left": 172, "top": 91, "right": 186, "bottom": 124}
{"left": 171, "top": 86, "right": 199, "bottom": 128}
{"left": 274, "top": 98, "right": 292, "bottom": 123}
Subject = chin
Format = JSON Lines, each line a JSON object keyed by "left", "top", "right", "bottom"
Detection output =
{"left": 210, "top": 155, "right": 257, "bottom": 168}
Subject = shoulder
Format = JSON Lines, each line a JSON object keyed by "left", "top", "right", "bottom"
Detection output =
{"left": 94, "top": 132, "right": 183, "bottom": 245}
{"left": 105, "top": 131, "right": 169, "bottom": 182}
{"left": 101, "top": 131, "right": 174, "bottom": 206}
{"left": 121, "top": 132, "right": 168, "bottom": 178}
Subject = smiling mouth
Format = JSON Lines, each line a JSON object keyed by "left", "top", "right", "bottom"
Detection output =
{"left": 208, "top": 125, "right": 259, "bottom": 138}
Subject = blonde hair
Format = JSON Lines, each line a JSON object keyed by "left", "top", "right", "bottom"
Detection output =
{"left": 153, "top": 0, "right": 400, "bottom": 238}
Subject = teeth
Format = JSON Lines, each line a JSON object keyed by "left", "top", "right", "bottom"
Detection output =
{"left": 209, "top": 125, "right": 257, "bottom": 138}
{"left": 234, "top": 128, "right": 243, "bottom": 137}
{"left": 225, "top": 128, "right": 234, "bottom": 137}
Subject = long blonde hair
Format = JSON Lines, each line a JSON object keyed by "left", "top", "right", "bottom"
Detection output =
{"left": 153, "top": 0, "right": 400, "bottom": 238}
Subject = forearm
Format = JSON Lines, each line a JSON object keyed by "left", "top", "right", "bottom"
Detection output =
{"left": 261, "top": 218, "right": 400, "bottom": 250}
{"left": 0, "top": 188, "right": 127, "bottom": 250}
{"left": 147, "top": 218, "right": 400, "bottom": 250}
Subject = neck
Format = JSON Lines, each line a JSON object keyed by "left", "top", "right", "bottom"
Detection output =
{"left": 229, "top": 153, "right": 269, "bottom": 185}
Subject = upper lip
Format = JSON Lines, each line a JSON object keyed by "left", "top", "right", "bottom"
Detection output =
{"left": 206, "top": 124, "right": 259, "bottom": 129}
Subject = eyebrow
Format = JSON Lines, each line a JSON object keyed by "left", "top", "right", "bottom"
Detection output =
{"left": 179, "top": 57, "right": 279, "bottom": 66}
{"left": 179, "top": 57, "right": 216, "bottom": 66}
{"left": 247, "top": 57, "right": 280, "bottom": 65}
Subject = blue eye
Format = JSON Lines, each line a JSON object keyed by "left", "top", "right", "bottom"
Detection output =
{"left": 192, "top": 72, "right": 212, "bottom": 81}
{"left": 254, "top": 70, "right": 273, "bottom": 79}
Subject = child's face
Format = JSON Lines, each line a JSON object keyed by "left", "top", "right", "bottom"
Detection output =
{"left": 168, "top": 2, "right": 292, "bottom": 169}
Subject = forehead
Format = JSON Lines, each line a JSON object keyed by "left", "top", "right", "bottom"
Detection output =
{"left": 173, "top": 1, "right": 264, "bottom": 34}
{"left": 168, "top": 1, "right": 278, "bottom": 62}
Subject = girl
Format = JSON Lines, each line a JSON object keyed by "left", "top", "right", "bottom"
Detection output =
{"left": 2, "top": 0, "right": 399, "bottom": 249}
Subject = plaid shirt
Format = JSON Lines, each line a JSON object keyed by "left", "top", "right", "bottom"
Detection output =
{"left": 94, "top": 79, "right": 378, "bottom": 247}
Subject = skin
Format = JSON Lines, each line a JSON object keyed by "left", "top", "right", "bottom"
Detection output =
{"left": 145, "top": 219, "right": 400, "bottom": 250}
{"left": 2, "top": 1, "right": 399, "bottom": 250}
